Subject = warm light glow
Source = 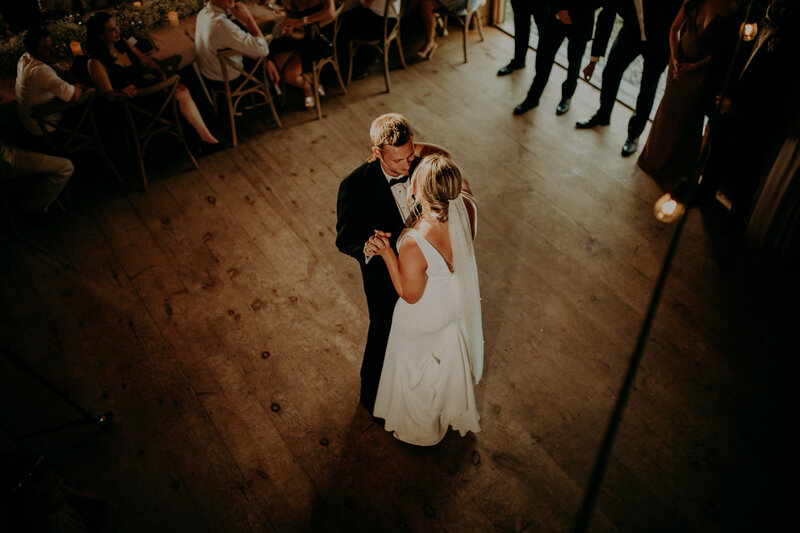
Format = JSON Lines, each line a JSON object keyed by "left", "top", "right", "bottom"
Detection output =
{"left": 167, "top": 11, "right": 180, "bottom": 27}
{"left": 654, "top": 193, "right": 685, "bottom": 223}
{"left": 132, "top": 1, "right": 142, "bottom": 6}
{"left": 70, "top": 41, "right": 83, "bottom": 56}
{"left": 740, "top": 22, "right": 758, "bottom": 41}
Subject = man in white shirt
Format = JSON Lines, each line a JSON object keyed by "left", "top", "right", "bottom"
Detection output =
{"left": 195, "top": 0, "right": 279, "bottom": 84}
{"left": 15, "top": 25, "right": 83, "bottom": 137}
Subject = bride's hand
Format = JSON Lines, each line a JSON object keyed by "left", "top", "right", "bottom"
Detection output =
{"left": 369, "top": 234, "right": 391, "bottom": 255}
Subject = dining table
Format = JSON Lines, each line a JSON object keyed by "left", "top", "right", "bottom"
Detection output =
{"left": 0, "top": 1, "right": 286, "bottom": 118}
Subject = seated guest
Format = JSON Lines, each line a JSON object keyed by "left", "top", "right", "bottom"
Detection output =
{"left": 417, "top": 0, "right": 465, "bottom": 60}
{"left": 1, "top": 139, "right": 73, "bottom": 214}
{"left": 196, "top": 0, "right": 283, "bottom": 103}
{"left": 267, "top": 0, "right": 335, "bottom": 108}
{"left": 338, "top": 0, "right": 401, "bottom": 80}
{"left": 16, "top": 24, "right": 84, "bottom": 138}
{"left": 86, "top": 12, "right": 219, "bottom": 146}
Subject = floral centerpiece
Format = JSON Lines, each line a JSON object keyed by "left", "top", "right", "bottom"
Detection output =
{"left": 0, "top": 0, "right": 206, "bottom": 77}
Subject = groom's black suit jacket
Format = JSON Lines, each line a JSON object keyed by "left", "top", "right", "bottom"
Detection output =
{"left": 336, "top": 158, "right": 418, "bottom": 412}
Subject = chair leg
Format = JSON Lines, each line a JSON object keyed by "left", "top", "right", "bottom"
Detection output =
{"left": 463, "top": 13, "right": 471, "bottom": 63}
{"left": 193, "top": 63, "right": 213, "bottom": 106}
{"left": 89, "top": 109, "right": 123, "bottom": 183}
{"left": 226, "top": 92, "right": 238, "bottom": 147}
{"left": 124, "top": 107, "right": 148, "bottom": 190}
{"left": 347, "top": 42, "right": 355, "bottom": 86}
{"left": 312, "top": 65, "right": 323, "bottom": 120}
{"left": 383, "top": 44, "right": 391, "bottom": 93}
{"left": 476, "top": 11, "right": 485, "bottom": 42}
{"left": 266, "top": 86, "right": 283, "bottom": 128}
{"left": 333, "top": 56, "right": 347, "bottom": 94}
{"left": 396, "top": 34, "right": 407, "bottom": 70}
{"left": 173, "top": 101, "right": 200, "bottom": 170}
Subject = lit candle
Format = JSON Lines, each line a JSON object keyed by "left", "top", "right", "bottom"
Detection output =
{"left": 133, "top": 1, "right": 142, "bottom": 7}
{"left": 167, "top": 11, "right": 179, "bottom": 27}
{"left": 70, "top": 41, "right": 83, "bottom": 56}
{"left": 653, "top": 193, "right": 685, "bottom": 223}
{"left": 740, "top": 22, "right": 758, "bottom": 42}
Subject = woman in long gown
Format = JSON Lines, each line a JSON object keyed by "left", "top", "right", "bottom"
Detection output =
{"left": 369, "top": 154, "right": 483, "bottom": 446}
{"left": 638, "top": 0, "right": 739, "bottom": 180}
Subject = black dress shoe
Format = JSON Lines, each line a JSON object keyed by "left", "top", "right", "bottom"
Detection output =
{"left": 556, "top": 99, "right": 571, "bottom": 116}
{"left": 575, "top": 114, "right": 611, "bottom": 129}
{"left": 513, "top": 97, "right": 539, "bottom": 115}
{"left": 497, "top": 61, "right": 525, "bottom": 76}
{"left": 621, "top": 137, "right": 638, "bottom": 157}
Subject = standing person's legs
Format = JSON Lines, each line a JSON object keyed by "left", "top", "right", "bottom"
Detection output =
{"left": 627, "top": 46, "right": 669, "bottom": 141}
{"left": 1, "top": 143, "right": 72, "bottom": 213}
{"left": 527, "top": 28, "right": 566, "bottom": 101}
{"left": 560, "top": 34, "right": 589, "bottom": 102}
{"left": 596, "top": 31, "right": 641, "bottom": 121}
{"left": 511, "top": 0, "right": 532, "bottom": 66}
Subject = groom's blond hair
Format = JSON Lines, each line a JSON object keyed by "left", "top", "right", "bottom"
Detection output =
{"left": 370, "top": 113, "right": 413, "bottom": 149}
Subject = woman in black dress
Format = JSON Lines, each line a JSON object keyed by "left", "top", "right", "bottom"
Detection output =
{"left": 86, "top": 12, "right": 218, "bottom": 145}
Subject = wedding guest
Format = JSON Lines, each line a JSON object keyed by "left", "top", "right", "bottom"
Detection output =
{"left": 513, "top": 0, "right": 601, "bottom": 116}
{"left": 637, "top": 0, "right": 740, "bottom": 180}
{"left": 86, "top": 12, "right": 219, "bottom": 147}
{"left": 268, "top": 0, "right": 335, "bottom": 108}
{"left": 196, "top": 0, "right": 281, "bottom": 100}
{"left": 700, "top": 0, "right": 798, "bottom": 228}
{"left": 417, "top": 0, "right": 468, "bottom": 60}
{"left": 16, "top": 24, "right": 84, "bottom": 138}
{"left": 338, "top": 0, "right": 401, "bottom": 80}
{"left": 1, "top": 139, "right": 73, "bottom": 214}
{"left": 496, "top": 0, "right": 548, "bottom": 76}
{"left": 369, "top": 154, "right": 483, "bottom": 446}
{"left": 575, "top": 0, "right": 682, "bottom": 157}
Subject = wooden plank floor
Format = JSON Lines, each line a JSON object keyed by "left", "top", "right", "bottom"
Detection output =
{"left": 1, "top": 26, "right": 796, "bottom": 532}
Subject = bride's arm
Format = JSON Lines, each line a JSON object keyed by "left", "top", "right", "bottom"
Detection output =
{"left": 372, "top": 234, "right": 428, "bottom": 304}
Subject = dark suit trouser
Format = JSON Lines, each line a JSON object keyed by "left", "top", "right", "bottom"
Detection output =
{"left": 526, "top": 24, "right": 587, "bottom": 102}
{"left": 510, "top": 0, "right": 550, "bottom": 65}
{"left": 596, "top": 28, "right": 669, "bottom": 139}
{"left": 360, "top": 278, "right": 398, "bottom": 413}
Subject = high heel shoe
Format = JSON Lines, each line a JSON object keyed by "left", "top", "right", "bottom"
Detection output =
{"left": 317, "top": 84, "right": 326, "bottom": 98}
{"left": 416, "top": 41, "right": 438, "bottom": 60}
{"left": 304, "top": 95, "right": 315, "bottom": 109}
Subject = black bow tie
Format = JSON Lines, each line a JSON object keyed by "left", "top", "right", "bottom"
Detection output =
{"left": 388, "top": 175, "right": 408, "bottom": 187}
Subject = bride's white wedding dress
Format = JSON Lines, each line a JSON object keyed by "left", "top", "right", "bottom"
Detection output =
{"left": 373, "top": 196, "right": 483, "bottom": 446}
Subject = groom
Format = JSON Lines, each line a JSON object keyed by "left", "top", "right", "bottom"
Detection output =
{"left": 336, "top": 113, "right": 447, "bottom": 415}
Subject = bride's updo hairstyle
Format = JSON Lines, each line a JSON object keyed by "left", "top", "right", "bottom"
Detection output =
{"left": 410, "top": 154, "right": 462, "bottom": 223}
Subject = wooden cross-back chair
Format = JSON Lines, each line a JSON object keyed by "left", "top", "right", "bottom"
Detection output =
{"left": 213, "top": 49, "right": 282, "bottom": 147}
{"left": 29, "top": 87, "right": 122, "bottom": 183}
{"left": 435, "top": 0, "right": 485, "bottom": 63}
{"left": 347, "top": 0, "right": 407, "bottom": 93}
{"left": 120, "top": 74, "right": 199, "bottom": 190}
{"left": 308, "top": 0, "right": 348, "bottom": 119}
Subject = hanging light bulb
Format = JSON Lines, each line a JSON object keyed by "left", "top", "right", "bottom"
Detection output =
{"left": 740, "top": 21, "right": 758, "bottom": 41}
{"left": 653, "top": 193, "right": 685, "bottom": 223}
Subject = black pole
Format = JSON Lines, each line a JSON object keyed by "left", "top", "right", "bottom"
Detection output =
{"left": 571, "top": 2, "right": 755, "bottom": 530}
{"left": 0, "top": 344, "right": 113, "bottom": 439}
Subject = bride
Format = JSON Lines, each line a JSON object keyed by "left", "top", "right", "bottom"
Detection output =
{"left": 368, "top": 154, "right": 483, "bottom": 446}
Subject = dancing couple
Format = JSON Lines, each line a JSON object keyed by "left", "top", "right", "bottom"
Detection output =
{"left": 336, "top": 113, "right": 483, "bottom": 446}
